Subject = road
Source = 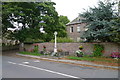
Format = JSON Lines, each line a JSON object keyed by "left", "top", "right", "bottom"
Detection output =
{"left": 2, "top": 51, "right": 119, "bottom": 79}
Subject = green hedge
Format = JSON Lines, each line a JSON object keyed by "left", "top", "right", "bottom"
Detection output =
{"left": 24, "top": 38, "right": 44, "bottom": 44}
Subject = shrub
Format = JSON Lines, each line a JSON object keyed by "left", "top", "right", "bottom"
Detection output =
{"left": 33, "top": 44, "right": 39, "bottom": 53}
{"left": 57, "top": 49, "right": 63, "bottom": 52}
{"left": 110, "top": 52, "right": 120, "bottom": 58}
{"left": 79, "top": 45, "right": 83, "bottom": 50}
{"left": 43, "top": 45, "right": 46, "bottom": 52}
{"left": 92, "top": 44, "right": 104, "bottom": 57}
{"left": 75, "top": 50, "right": 84, "bottom": 57}
{"left": 24, "top": 38, "right": 44, "bottom": 43}
{"left": 50, "top": 37, "right": 74, "bottom": 43}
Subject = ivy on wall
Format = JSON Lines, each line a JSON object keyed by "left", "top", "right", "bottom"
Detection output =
{"left": 93, "top": 44, "right": 104, "bottom": 57}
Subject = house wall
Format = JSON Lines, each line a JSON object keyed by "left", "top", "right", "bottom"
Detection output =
{"left": 24, "top": 42, "right": 120, "bottom": 57}
{"left": 66, "top": 23, "right": 86, "bottom": 42}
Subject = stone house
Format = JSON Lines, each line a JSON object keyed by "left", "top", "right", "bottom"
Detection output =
{"left": 66, "top": 15, "right": 87, "bottom": 42}
{"left": 66, "top": 0, "right": 120, "bottom": 42}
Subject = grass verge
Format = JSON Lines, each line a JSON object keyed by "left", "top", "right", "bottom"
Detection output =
{"left": 19, "top": 51, "right": 42, "bottom": 56}
{"left": 67, "top": 56, "right": 95, "bottom": 61}
{"left": 67, "top": 56, "right": 118, "bottom": 63}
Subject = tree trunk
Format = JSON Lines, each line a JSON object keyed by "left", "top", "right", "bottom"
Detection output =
{"left": 19, "top": 42, "right": 24, "bottom": 51}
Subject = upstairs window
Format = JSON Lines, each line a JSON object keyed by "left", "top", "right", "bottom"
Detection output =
{"left": 70, "top": 27, "right": 73, "bottom": 33}
{"left": 79, "top": 19, "right": 82, "bottom": 22}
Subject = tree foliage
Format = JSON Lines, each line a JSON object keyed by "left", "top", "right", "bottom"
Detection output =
{"left": 59, "top": 15, "right": 70, "bottom": 25}
{"left": 57, "top": 15, "right": 70, "bottom": 37}
{"left": 81, "top": 1, "right": 119, "bottom": 42}
{"left": 110, "top": 17, "right": 120, "bottom": 42}
{"left": 2, "top": 2, "right": 69, "bottom": 42}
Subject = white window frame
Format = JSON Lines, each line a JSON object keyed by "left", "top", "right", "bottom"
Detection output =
{"left": 77, "top": 26, "right": 80, "bottom": 33}
{"left": 77, "top": 37, "right": 80, "bottom": 42}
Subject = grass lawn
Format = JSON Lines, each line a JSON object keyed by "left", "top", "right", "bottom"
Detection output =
{"left": 19, "top": 51, "right": 43, "bottom": 56}
{"left": 67, "top": 56, "right": 119, "bottom": 66}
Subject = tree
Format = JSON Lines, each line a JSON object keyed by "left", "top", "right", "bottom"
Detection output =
{"left": 2, "top": 2, "right": 68, "bottom": 42}
{"left": 118, "top": 1, "right": 120, "bottom": 18}
{"left": 81, "top": 1, "right": 118, "bottom": 42}
{"left": 57, "top": 15, "right": 70, "bottom": 37}
{"left": 110, "top": 16, "right": 120, "bottom": 42}
{"left": 2, "top": 2, "right": 45, "bottom": 42}
{"left": 59, "top": 15, "right": 70, "bottom": 25}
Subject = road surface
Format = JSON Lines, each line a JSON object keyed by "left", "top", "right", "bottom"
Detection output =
{"left": 2, "top": 51, "right": 119, "bottom": 79}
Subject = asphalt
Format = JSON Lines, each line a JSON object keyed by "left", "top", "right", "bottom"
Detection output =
{"left": 0, "top": 53, "right": 2, "bottom": 80}
{"left": 16, "top": 53, "right": 119, "bottom": 70}
{"left": 2, "top": 55, "right": 118, "bottom": 78}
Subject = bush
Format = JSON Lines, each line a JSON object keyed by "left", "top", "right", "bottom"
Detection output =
{"left": 92, "top": 44, "right": 104, "bottom": 57}
{"left": 110, "top": 52, "right": 120, "bottom": 58}
{"left": 24, "top": 38, "right": 44, "bottom": 43}
{"left": 76, "top": 51, "right": 84, "bottom": 57}
{"left": 33, "top": 44, "right": 39, "bottom": 53}
{"left": 50, "top": 37, "right": 74, "bottom": 43}
{"left": 79, "top": 45, "right": 83, "bottom": 50}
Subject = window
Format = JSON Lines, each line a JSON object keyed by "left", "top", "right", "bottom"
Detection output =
{"left": 70, "top": 27, "right": 73, "bottom": 33}
{"left": 77, "top": 37, "right": 80, "bottom": 42}
{"left": 79, "top": 19, "right": 82, "bottom": 22}
{"left": 77, "top": 26, "right": 80, "bottom": 32}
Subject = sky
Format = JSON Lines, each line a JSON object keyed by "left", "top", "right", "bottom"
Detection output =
{"left": 51, "top": 0, "right": 101, "bottom": 21}
{"left": 8, "top": 0, "right": 101, "bottom": 31}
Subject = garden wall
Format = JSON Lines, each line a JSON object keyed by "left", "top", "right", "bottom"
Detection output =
{"left": 2, "top": 45, "right": 19, "bottom": 51}
{"left": 24, "top": 42, "right": 120, "bottom": 56}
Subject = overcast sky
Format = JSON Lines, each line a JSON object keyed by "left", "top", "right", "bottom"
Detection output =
{"left": 51, "top": 0, "right": 101, "bottom": 21}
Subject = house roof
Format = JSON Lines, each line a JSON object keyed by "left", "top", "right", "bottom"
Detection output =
{"left": 66, "top": 15, "right": 84, "bottom": 26}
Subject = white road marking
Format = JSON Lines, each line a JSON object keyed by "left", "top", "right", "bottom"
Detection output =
{"left": 22, "top": 62, "right": 29, "bottom": 64}
{"left": 8, "top": 61, "right": 79, "bottom": 78}
{"left": 18, "top": 63, "right": 79, "bottom": 78}
{"left": 34, "top": 60, "right": 40, "bottom": 63}
{"left": 8, "top": 61, "right": 16, "bottom": 64}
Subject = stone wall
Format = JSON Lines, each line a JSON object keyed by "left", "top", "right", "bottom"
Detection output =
{"left": 24, "top": 42, "right": 120, "bottom": 56}
{"left": 2, "top": 45, "right": 19, "bottom": 51}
